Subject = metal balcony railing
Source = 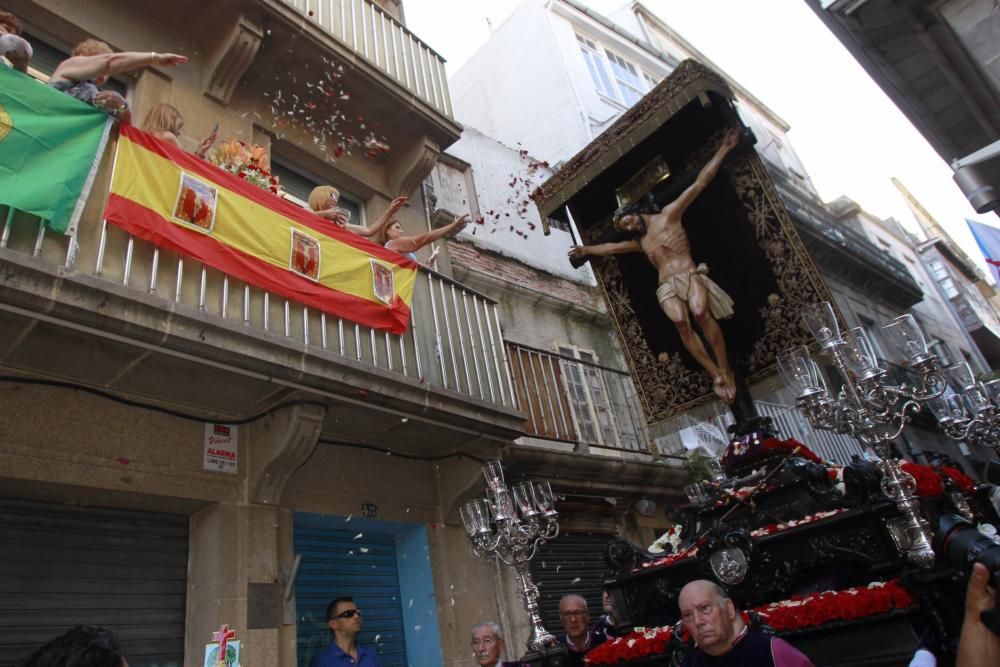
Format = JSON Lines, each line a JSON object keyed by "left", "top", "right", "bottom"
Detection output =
{"left": 505, "top": 342, "right": 652, "bottom": 455}
{"left": 755, "top": 400, "right": 863, "bottom": 465}
{"left": 278, "top": 0, "right": 453, "bottom": 120}
{"left": 0, "top": 177, "right": 514, "bottom": 412}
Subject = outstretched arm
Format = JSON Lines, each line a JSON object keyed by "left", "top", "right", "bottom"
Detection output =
{"left": 51, "top": 51, "right": 187, "bottom": 83}
{"left": 388, "top": 214, "right": 469, "bottom": 252}
{"left": 670, "top": 127, "right": 740, "bottom": 214}
{"left": 568, "top": 239, "right": 641, "bottom": 260}
{"left": 358, "top": 196, "right": 408, "bottom": 238}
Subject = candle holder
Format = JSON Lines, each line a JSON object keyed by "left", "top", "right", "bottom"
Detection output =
{"left": 780, "top": 306, "right": 946, "bottom": 567}
{"left": 927, "top": 364, "right": 1000, "bottom": 452}
{"left": 460, "top": 460, "right": 561, "bottom": 652}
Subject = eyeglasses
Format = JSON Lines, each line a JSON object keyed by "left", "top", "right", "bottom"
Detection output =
{"left": 335, "top": 608, "right": 361, "bottom": 619}
{"left": 559, "top": 610, "right": 588, "bottom": 619}
{"left": 471, "top": 637, "right": 497, "bottom": 647}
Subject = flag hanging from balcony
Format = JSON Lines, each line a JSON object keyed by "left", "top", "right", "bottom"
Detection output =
{"left": 967, "top": 219, "right": 1000, "bottom": 285}
{"left": 103, "top": 124, "right": 418, "bottom": 334}
{"left": 0, "top": 66, "right": 112, "bottom": 234}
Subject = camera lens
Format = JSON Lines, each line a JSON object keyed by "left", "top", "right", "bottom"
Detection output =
{"left": 935, "top": 514, "right": 1000, "bottom": 590}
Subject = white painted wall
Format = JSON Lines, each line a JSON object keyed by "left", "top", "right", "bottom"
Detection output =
{"left": 434, "top": 127, "right": 596, "bottom": 284}
{"left": 450, "top": 0, "right": 592, "bottom": 165}
{"left": 451, "top": 0, "right": 818, "bottom": 197}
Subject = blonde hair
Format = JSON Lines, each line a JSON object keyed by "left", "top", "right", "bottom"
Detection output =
{"left": 142, "top": 103, "right": 183, "bottom": 136}
{"left": 71, "top": 39, "right": 112, "bottom": 57}
{"left": 308, "top": 185, "right": 339, "bottom": 212}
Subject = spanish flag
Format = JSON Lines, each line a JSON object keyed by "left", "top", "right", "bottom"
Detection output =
{"left": 103, "top": 124, "right": 417, "bottom": 334}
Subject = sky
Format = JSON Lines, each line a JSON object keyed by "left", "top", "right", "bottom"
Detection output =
{"left": 403, "top": 0, "right": 1000, "bottom": 279}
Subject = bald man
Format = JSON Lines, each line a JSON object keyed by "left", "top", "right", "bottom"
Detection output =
{"left": 678, "top": 580, "right": 813, "bottom": 666}
{"left": 558, "top": 594, "right": 606, "bottom": 667}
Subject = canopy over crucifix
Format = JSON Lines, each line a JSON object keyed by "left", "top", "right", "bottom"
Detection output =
{"left": 534, "top": 60, "right": 835, "bottom": 427}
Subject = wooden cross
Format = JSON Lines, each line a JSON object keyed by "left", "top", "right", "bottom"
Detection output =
{"left": 212, "top": 625, "right": 237, "bottom": 666}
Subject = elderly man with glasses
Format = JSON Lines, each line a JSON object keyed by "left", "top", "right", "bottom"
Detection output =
{"left": 471, "top": 621, "right": 523, "bottom": 667}
{"left": 558, "top": 594, "right": 606, "bottom": 667}
{"left": 311, "top": 596, "right": 383, "bottom": 667}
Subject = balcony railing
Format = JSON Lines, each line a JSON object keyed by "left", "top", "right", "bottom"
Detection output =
{"left": 278, "top": 0, "right": 453, "bottom": 120}
{"left": 0, "top": 181, "right": 515, "bottom": 413}
{"left": 505, "top": 342, "right": 652, "bottom": 455}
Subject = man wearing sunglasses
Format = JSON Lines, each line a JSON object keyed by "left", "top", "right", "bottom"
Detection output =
{"left": 311, "top": 597, "right": 383, "bottom": 667}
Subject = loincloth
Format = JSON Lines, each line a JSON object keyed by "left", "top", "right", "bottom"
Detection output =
{"left": 655, "top": 263, "right": 734, "bottom": 320}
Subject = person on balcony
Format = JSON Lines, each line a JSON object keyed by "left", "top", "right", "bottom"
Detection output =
{"left": 376, "top": 211, "right": 469, "bottom": 264}
{"left": 678, "top": 580, "right": 813, "bottom": 666}
{"left": 142, "top": 103, "right": 217, "bottom": 158}
{"left": 0, "top": 12, "right": 32, "bottom": 73}
{"left": 48, "top": 39, "right": 188, "bottom": 122}
{"left": 308, "top": 186, "right": 408, "bottom": 241}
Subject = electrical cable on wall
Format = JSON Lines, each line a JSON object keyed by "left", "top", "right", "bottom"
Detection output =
{"left": 0, "top": 374, "right": 488, "bottom": 464}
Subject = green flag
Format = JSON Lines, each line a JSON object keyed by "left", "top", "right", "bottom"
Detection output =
{"left": 0, "top": 66, "right": 112, "bottom": 234}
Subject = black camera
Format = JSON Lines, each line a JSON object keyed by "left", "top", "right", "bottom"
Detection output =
{"left": 935, "top": 514, "right": 1000, "bottom": 636}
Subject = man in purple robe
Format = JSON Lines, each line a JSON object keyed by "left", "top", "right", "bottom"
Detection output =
{"left": 679, "top": 580, "right": 813, "bottom": 666}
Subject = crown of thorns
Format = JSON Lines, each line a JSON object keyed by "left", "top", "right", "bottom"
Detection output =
{"left": 613, "top": 202, "right": 640, "bottom": 222}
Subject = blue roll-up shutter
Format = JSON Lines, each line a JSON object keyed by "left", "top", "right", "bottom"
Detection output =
{"left": 294, "top": 514, "right": 408, "bottom": 667}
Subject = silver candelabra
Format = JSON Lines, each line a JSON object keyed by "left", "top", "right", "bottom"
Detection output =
{"left": 460, "top": 460, "right": 561, "bottom": 652}
{"left": 778, "top": 302, "right": 946, "bottom": 567}
{"left": 927, "top": 362, "right": 1000, "bottom": 452}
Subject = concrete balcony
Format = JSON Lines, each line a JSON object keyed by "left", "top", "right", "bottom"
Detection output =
{"left": 0, "top": 151, "right": 523, "bottom": 457}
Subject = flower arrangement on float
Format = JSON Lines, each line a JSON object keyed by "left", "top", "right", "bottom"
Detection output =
{"left": 753, "top": 580, "right": 916, "bottom": 631}
{"left": 901, "top": 461, "right": 975, "bottom": 496}
{"left": 585, "top": 623, "right": 689, "bottom": 665}
{"left": 722, "top": 437, "right": 825, "bottom": 466}
{"left": 584, "top": 580, "right": 918, "bottom": 665}
{"left": 648, "top": 525, "right": 683, "bottom": 554}
{"left": 210, "top": 140, "right": 279, "bottom": 194}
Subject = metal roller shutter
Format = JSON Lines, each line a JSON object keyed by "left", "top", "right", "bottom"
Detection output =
{"left": 0, "top": 497, "right": 188, "bottom": 667}
{"left": 531, "top": 533, "right": 614, "bottom": 632}
{"left": 294, "top": 515, "right": 408, "bottom": 667}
